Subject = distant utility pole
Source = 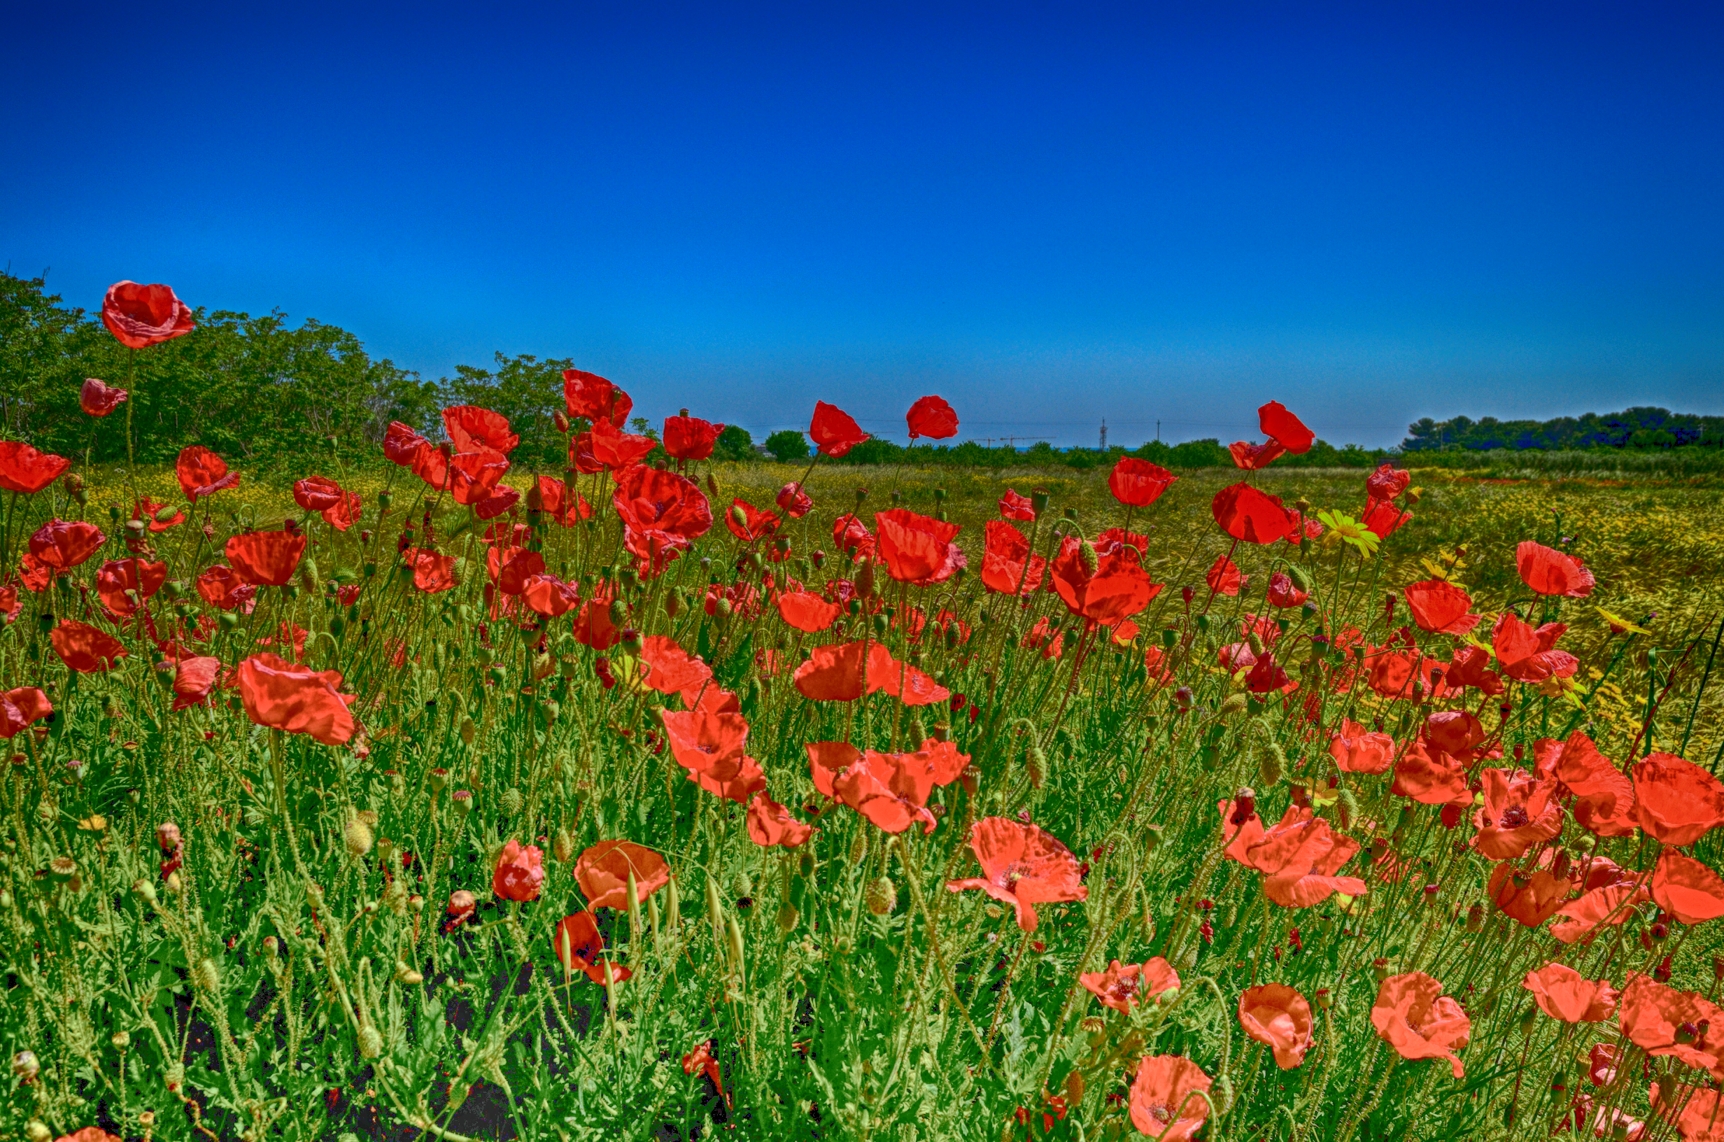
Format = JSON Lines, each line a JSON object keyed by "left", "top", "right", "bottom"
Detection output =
{"left": 1156, "top": 419, "right": 1161, "bottom": 442}
{"left": 1099, "top": 419, "right": 1107, "bottom": 450}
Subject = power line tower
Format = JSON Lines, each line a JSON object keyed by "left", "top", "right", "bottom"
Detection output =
{"left": 1099, "top": 418, "right": 1107, "bottom": 450}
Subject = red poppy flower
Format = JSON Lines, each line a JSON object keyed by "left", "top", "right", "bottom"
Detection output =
{"left": 1329, "top": 719, "right": 1394, "bottom": 774}
{"left": 573, "top": 840, "right": 670, "bottom": 910}
{"left": 1550, "top": 881, "right": 1649, "bottom": 945}
{"left": 864, "top": 642, "right": 949, "bottom": 705}
{"left": 1518, "top": 963, "right": 1618, "bottom": 1024}
{"left": 1226, "top": 805, "right": 1366, "bottom": 907}
{"left": 775, "top": 481, "right": 812, "bottom": 518}
{"left": 725, "top": 498, "right": 782, "bottom": 543}
{"left": 0, "top": 441, "right": 70, "bottom": 495}
{"left": 444, "top": 449, "right": 509, "bottom": 507}
{"left": 1107, "top": 457, "right": 1176, "bottom": 507}
{"left": 1263, "top": 571, "right": 1306, "bottom": 608}
{"left": 1492, "top": 613, "right": 1579, "bottom": 683}
{"left": 1258, "top": 400, "right": 1314, "bottom": 453}
{"left": 525, "top": 476, "right": 591, "bottom": 525}
{"left": 1371, "top": 972, "right": 1469, "bottom": 1077}
{"left": 945, "top": 817, "right": 1087, "bottom": 930}
{"left": 662, "top": 415, "right": 725, "bottom": 460}
{"left": 102, "top": 281, "right": 195, "bottom": 348}
{"left": 613, "top": 465, "right": 712, "bottom": 541}
{"left": 562, "top": 368, "right": 633, "bottom": 426}
{"left": 383, "top": 420, "right": 428, "bottom": 466}
{"left": 79, "top": 378, "right": 127, "bottom": 417}
{"left": 292, "top": 475, "right": 344, "bottom": 512}
{"left": 492, "top": 840, "right": 544, "bottom": 901}
{"left": 1239, "top": 983, "right": 1315, "bottom": 1069}
{"left": 1229, "top": 439, "right": 1286, "bottom": 470}
{"left": 1420, "top": 709, "right": 1481, "bottom": 756}
{"left": 746, "top": 791, "right": 815, "bottom": 848}
{"left": 1127, "top": 1055, "right": 1212, "bottom": 1142}
{"left": 1401, "top": 579, "right": 1477, "bottom": 635}
{"left": 1361, "top": 497, "right": 1412, "bottom": 540}
{"left": 1472, "top": 769, "right": 1563, "bottom": 859}
{"left": 875, "top": 508, "right": 964, "bottom": 585}
{"left": 1486, "top": 862, "right": 1570, "bottom": 927}
{"left": 809, "top": 401, "right": 869, "bottom": 457}
{"left": 518, "top": 573, "right": 578, "bottom": 617}
{"left": 1391, "top": 741, "right": 1471, "bottom": 806}
{"left": 1212, "top": 483, "right": 1294, "bottom": 544}
{"left": 1517, "top": 540, "right": 1595, "bottom": 598}
{"left": 398, "top": 547, "right": 453, "bottom": 593}
{"left": 980, "top": 520, "right": 1045, "bottom": 596}
{"left": 795, "top": 642, "right": 868, "bottom": 701}
{"left": 51, "top": 1128, "right": 124, "bottom": 1142}
{"left": 50, "top": 619, "right": 128, "bottom": 673}
{"left": 659, "top": 706, "right": 765, "bottom": 803}
{"left": 169, "top": 655, "right": 221, "bottom": 711}
{"left": 553, "top": 910, "right": 633, "bottom": 986}
{"left": 174, "top": 445, "right": 240, "bottom": 502}
{"left": 1652, "top": 850, "right": 1724, "bottom": 926}
{"left": 486, "top": 547, "right": 541, "bottom": 597}
{"left": 225, "top": 530, "right": 307, "bottom": 587}
{"left": 29, "top": 520, "right": 106, "bottom": 571}
{"left": 682, "top": 1040, "right": 727, "bottom": 1104}
{"left": 833, "top": 513, "right": 875, "bottom": 557}
{"left": 0, "top": 687, "right": 52, "bottom": 739}
{"left": 1539, "top": 732, "right": 1637, "bottom": 837}
{"left": 638, "top": 635, "right": 712, "bottom": 696}
{"left": 1206, "top": 554, "right": 1243, "bottom": 596}
{"left": 1048, "top": 537, "right": 1161, "bottom": 626}
{"left": 95, "top": 557, "right": 166, "bottom": 617}
{"left": 1652, "top": 1081, "right": 1724, "bottom": 1142}
{"left": 236, "top": 653, "right": 356, "bottom": 745}
{"left": 195, "top": 564, "right": 255, "bottom": 611}
{"left": 1619, "top": 974, "right": 1724, "bottom": 1076}
{"left": 1079, "top": 958, "right": 1179, "bottom": 1015}
{"left": 996, "top": 488, "right": 1035, "bottom": 520}
{"left": 572, "top": 583, "right": 620, "bottom": 650}
{"left": 444, "top": 405, "right": 519, "bottom": 455}
{"left": 132, "top": 496, "right": 184, "bottom": 533}
{"left": 574, "top": 421, "right": 655, "bottom": 473}
{"left": 905, "top": 395, "right": 958, "bottom": 440}
{"left": 1633, "top": 753, "right": 1724, "bottom": 847}
{"left": 777, "top": 591, "right": 841, "bottom": 633}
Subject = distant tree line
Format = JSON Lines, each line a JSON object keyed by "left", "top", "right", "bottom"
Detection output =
{"left": 4, "top": 271, "right": 1718, "bottom": 472}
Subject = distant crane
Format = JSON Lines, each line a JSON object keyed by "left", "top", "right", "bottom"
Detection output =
{"left": 1099, "top": 419, "right": 1107, "bottom": 450}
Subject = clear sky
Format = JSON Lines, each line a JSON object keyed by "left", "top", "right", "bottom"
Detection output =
{"left": 5, "top": 3, "right": 1722, "bottom": 447}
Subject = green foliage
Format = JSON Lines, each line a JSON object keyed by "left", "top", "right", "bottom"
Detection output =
{"left": 1405, "top": 406, "right": 1724, "bottom": 452}
{"left": 442, "top": 352, "right": 574, "bottom": 470}
{"left": 763, "top": 429, "right": 810, "bottom": 462}
{"left": 713, "top": 424, "right": 757, "bottom": 461}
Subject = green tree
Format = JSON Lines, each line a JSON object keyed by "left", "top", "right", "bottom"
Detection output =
{"left": 713, "top": 425, "right": 756, "bottom": 461}
{"left": 763, "top": 429, "right": 810, "bottom": 462}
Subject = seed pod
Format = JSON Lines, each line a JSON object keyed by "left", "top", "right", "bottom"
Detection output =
{"left": 358, "top": 1024, "right": 384, "bottom": 1059}
{"left": 343, "top": 817, "right": 374, "bottom": 859}
{"left": 1288, "top": 564, "right": 1314, "bottom": 593}
{"left": 798, "top": 849, "right": 816, "bottom": 878}
{"left": 776, "top": 899, "right": 799, "bottom": 933}
{"left": 866, "top": 876, "right": 897, "bottom": 916}
{"left": 1519, "top": 1005, "right": 1538, "bottom": 1035}
{"left": 726, "top": 913, "right": 746, "bottom": 981}
{"left": 1219, "top": 693, "right": 1248, "bottom": 720}
{"left": 12, "top": 1051, "right": 39, "bottom": 1081}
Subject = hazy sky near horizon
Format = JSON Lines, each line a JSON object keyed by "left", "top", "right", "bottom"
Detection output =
{"left": 5, "top": 3, "right": 1722, "bottom": 448}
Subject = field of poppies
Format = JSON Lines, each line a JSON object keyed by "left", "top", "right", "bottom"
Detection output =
{"left": 3, "top": 282, "right": 1724, "bottom": 1142}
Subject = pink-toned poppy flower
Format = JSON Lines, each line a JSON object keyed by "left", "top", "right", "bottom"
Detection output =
{"left": 1522, "top": 962, "right": 1619, "bottom": 1023}
{"left": 235, "top": 653, "right": 356, "bottom": 745}
{"left": 492, "top": 840, "right": 544, "bottom": 901}
{"left": 1239, "top": 983, "right": 1315, "bottom": 1069}
{"left": 573, "top": 840, "right": 670, "bottom": 910}
{"left": 1371, "top": 971, "right": 1470, "bottom": 1077}
{"left": 1079, "top": 958, "right": 1180, "bottom": 1015}
{"left": 79, "top": 378, "right": 128, "bottom": 417}
{"left": 102, "top": 281, "right": 195, "bottom": 349}
{"left": 1128, "top": 1055, "right": 1212, "bottom": 1141}
{"left": 945, "top": 817, "right": 1087, "bottom": 931}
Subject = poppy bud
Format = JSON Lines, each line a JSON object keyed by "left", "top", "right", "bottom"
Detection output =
{"left": 24, "top": 1123, "right": 48, "bottom": 1142}
{"left": 1230, "top": 788, "right": 1256, "bottom": 825}
{"left": 553, "top": 410, "right": 571, "bottom": 433}
{"left": 343, "top": 817, "right": 374, "bottom": 858}
{"left": 866, "top": 876, "right": 897, "bottom": 915}
{"left": 452, "top": 789, "right": 473, "bottom": 816}
{"left": 157, "top": 821, "right": 182, "bottom": 851}
{"left": 1143, "top": 823, "right": 1164, "bottom": 853}
{"left": 1372, "top": 957, "right": 1391, "bottom": 983}
{"left": 856, "top": 560, "right": 876, "bottom": 598}
{"left": 1466, "top": 902, "right": 1484, "bottom": 931}
{"left": 12, "top": 1051, "right": 39, "bottom": 1082}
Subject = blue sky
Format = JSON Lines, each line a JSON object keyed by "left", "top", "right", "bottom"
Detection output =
{"left": 4, "top": 3, "right": 1721, "bottom": 447}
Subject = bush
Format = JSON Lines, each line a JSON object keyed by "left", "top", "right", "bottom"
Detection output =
{"left": 712, "top": 424, "right": 756, "bottom": 461}
{"left": 764, "top": 429, "right": 810, "bottom": 462}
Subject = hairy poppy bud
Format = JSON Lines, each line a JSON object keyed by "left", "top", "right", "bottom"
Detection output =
{"left": 856, "top": 560, "right": 876, "bottom": 598}
{"left": 358, "top": 1025, "right": 384, "bottom": 1059}
{"left": 553, "top": 410, "right": 570, "bottom": 433}
{"left": 1336, "top": 787, "right": 1359, "bottom": 830}
{"left": 707, "top": 473, "right": 722, "bottom": 499}
{"left": 553, "top": 827, "right": 574, "bottom": 864}
{"left": 1078, "top": 539, "right": 1098, "bottom": 577}
{"left": 866, "top": 876, "right": 897, "bottom": 916}
{"left": 498, "top": 787, "right": 524, "bottom": 816}
{"left": 12, "top": 1051, "right": 39, "bottom": 1082}
{"left": 776, "top": 900, "right": 799, "bottom": 933}
{"left": 157, "top": 821, "right": 182, "bottom": 851}
{"left": 1257, "top": 739, "right": 1285, "bottom": 786}
{"left": 1466, "top": 902, "right": 1485, "bottom": 932}
{"left": 25, "top": 1121, "right": 49, "bottom": 1142}
{"left": 193, "top": 957, "right": 221, "bottom": 993}
{"left": 1210, "top": 1075, "right": 1236, "bottom": 1115}
{"left": 343, "top": 817, "right": 374, "bottom": 858}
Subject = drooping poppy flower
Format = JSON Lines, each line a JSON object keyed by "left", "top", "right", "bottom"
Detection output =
{"left": 1361, "top": 497, "right": 1412, "bottom": 540}
{"left": 1492, "top": 612, "right": 1579, "bottom": 684}
{"left": 1229, "top": 439, "right": 1286, "bottom": 470}
{"left": 1652, "top": 850, "right": 1724, "bottom": 926}
{"left": 1212, "top": 483, "right": 1294, "bottom": 544}
{"left": 520, "top": 573, "right": 579, "bottom": 617}
{"left": 1619, "top": 974, "right": 1724, "bottom": 1077}
{"left": 226, "top": 530, "right": 307, "bottom": 587}
{"left": 905, "top": 395, "right": 958, "bottom": 440}
{"left": 1239, "top": 983, "right": 1315, "bottom": 1069}
{"left": 132, "top": 496, "right": 184, "bottom": 533}
{"left": 613, "top": 465, "right": 712, "bottom": 542}
{"left": 50, "top": 620, "right": 127, "bottom": 672}
{"left": 1517, "top": 540, "right": 1595, "bottom": 598}
{"left": 1205, "top": 554, "right": 1243, "bottom": 596}
{"left": 79, "top": 378, "right": 127, "bottom": 417}
{"left": 809, "top": 401, "right": 868, "bottom": 457}
{"left": 1329, "top": 719, "right": 1395, "bottom": 774}
{"left": 553, "top": 910, "right": 633, "bottom": 986}
{"left": 525, "top": 475, "right": 591, "bottom": 525}
{"left": 574, "top": 421, "right": 656, "bottom": 473}
{"left": 775, "top": 481, "right": 812, "bottom": 518}
{"left": 196, "top": 564, "right": 256, "bottom": 612}
{"left": 1107, "top": 457, "right": 1176, "bottom": 507}
{"left": 1633, "top": 753, "right": 1724, "bottom": 847}
{"left": 1651, "top": 1081, "right": 1724, "bottom": 1142}
{"left": 945, "top": 817, "right": 1087, "bottom": 931}
{"left": 562, "top": 368, "right": 633, "bottom": 426}
{"left": 1227, "top": 806, "right": 1367, "bottom": 907}
{"left": 746, "top": 791, "right": 815, "bottom": 848}
{"left": 777, "top": 591, "right": 842, "bottom": 633}
{"left": 682, "top": 1040, "right": 727, "bottom": 1105}
{"left": 1402, "top": 579, "right": 1479, "bottom": 635}
{"left": 1259, "top": 401, "right": 1314, "bottom": 453}
{"left": 1266, "top": 571, "right": 1307, "bottom": 608}
{"left": 980, "top": 520, "right": 1045, "bottom": 596}
{"left": 170, "top": 655, "right": 222, "bottom": 711}
{"left": 492, "top": 840, "right": 544, "bottom": 901}
{"left": 444, "top": 405, "right": 519, "bottom": 455}
{"left": 875, "top": 508, "right": 964, "bottom": 585}
{"left": 29, "top": 520, "right": 106, "bottom": 571}
{"left": 660, "top": 414, "right": 725, "bottom": 460}
{"left": 95, "top": 557, "right": 166, "bottom": 617}
{"left": 293, "top": 475, "right": 344, "bottom": 512}
{"left": 1539, "top": 732, "right": 1637, "bottom": 837}
{"left": 1048, "top": 537, "right": 1161, "bottom": 626}
{"left": 573, "top": 840, "right": 670, "bottom": 910}
{"left": 1469, "top": 768, "right": 1562, "bottom": 860}
{"left": 1487, "top": 862, "right": 1571, "bottom": 927}
{"left": 725, "top": 498, "right": 782, "bottom": 543}
{"left": 1391, "top": 740, "right": 1471, "bottom": 806}
{"left": 639, "top": 636, "right": 712, "bottom": 696}
{"left": 383, "top": 420, "right": 429, "bottom": 466}
{"left": 0, "top": 687, "right": 52, "bottom": 738}
{"left": 101, "top": 281, "right": 195, "bottom": 348}
{"left": 1127, "top": 1055, "right": 1212, "bottom": 1142}
{"left": 1079, "top": 958, "right": 1180, "bottom": 1015}
{"left": 235, "top": 653, "right": 356, "bottom": 745}
{"left": 1522, "top": 963, "right": 1618, "bottom": 1023}
{"left": 1443, "top": 645, "right": 1503, "bottom": 696}
{"left": 1550, "top": 881, "right": 1650, "bottom": 945}
{"left": 659, "top": 706, "right": 765, "bottom": 803}
{"left": 1371, "top": 972, "right": 1469, "bottom": 1077}
{"left": 0, "top": 441, "right": 70, "bottom": 495}
{"left": 175, "top": 445, "right": 240, "bottom": 501}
